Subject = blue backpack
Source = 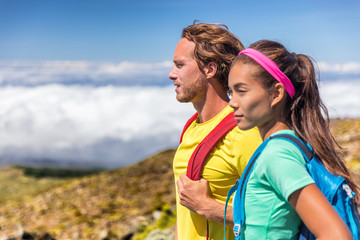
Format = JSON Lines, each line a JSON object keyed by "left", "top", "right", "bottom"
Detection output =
{"left": 224, "top": 133, "right": 360, "bottom": 240}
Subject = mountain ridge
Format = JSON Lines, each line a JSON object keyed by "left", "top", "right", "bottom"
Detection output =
{"left": 0, "top": 149, "right": 177, "bottom": 240}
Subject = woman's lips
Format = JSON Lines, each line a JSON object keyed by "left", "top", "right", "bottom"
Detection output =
{"left": 233, "top": 115, "right": 244, "bottom": 121}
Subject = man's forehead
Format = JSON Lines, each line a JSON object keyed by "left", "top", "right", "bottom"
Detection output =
{"left": 173, "top": 38, "right": 195, "bottom": 61}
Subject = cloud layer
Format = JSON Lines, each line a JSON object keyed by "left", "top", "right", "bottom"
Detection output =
{"left": 1, "top": 60, "right": 360, "bottom": 86}
{"left": 0, "top": 85, "right": 193, "bottom": 168}
{"left": 0, "top": 60, "right": 359, "bottom": 168}
{"left": 318, "top": 61, "right": 360, "bottom": 74}
{"left": 0, "top": 60, "right": 173, "bottom": 86}
{"left": 320, "top": 79, "right": 360, "bottom": 118}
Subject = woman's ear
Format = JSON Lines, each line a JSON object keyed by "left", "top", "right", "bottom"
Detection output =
{"left": 271, "top": 83, "right": 286, "bottom": 107}
{"left": 204, "top": 62, "right": 217, "bottom": 79}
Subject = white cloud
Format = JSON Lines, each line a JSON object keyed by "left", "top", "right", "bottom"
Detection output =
{"left": 0, "top": 85, "right": 193, "bottom": 168}
{"left": 0, "top": 60, "right": 359, "bottom": 169}
{"left": 2, "top": 59, "right": 359, "bottom": 87}
{"left": 318, "top": 61, "right": 360, "bottom": 74}
{"left": 0, "top": 60, "right": 173, "bottom": 86}
{"left": 319, "top": 79, "right": 360, "bottom": 118}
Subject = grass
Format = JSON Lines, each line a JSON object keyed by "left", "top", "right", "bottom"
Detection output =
{"left": 16, "top": 165, "right": 104, "bottom": 178}
{"left": 0, "top": 166, "right": 103, "bottom": 204}
{"left": 132, "top": 204, "right": 176, "bottom": 240}
{"left": 0, "top": 149, "right": 177, "bottom": 239}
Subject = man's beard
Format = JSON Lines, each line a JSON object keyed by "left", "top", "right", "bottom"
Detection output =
{"left": 176, "top": 77, "right": 207, "bottom": 103}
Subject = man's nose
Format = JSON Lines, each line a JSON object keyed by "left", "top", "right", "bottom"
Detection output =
{"left": 169, "top": 66, "right": 177, "bottom": 80}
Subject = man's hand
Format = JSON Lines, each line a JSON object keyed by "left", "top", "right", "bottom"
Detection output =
{"left": 176, "top": 174, "right": 234, "bottom": 225}
{"left": 176, "top": 174, "right": 211, "bottom": 214}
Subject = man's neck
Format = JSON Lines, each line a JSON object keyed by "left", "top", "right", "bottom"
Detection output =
{"left": 193, "top": 82, "right": 229, "bottom": 123}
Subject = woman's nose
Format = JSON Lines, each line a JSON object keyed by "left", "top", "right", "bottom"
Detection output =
{"left": 229, "top": 97, "right": 238, "bottom": 109}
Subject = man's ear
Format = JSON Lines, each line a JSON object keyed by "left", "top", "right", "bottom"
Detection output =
{"left": 271, "top": 83, "right": 286, "bottom": 107}
{"left": 204, "top": 62, "right": 217, "bottom": 79}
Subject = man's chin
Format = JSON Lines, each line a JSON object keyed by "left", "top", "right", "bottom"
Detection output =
{"left": 176, "top": 95, "right": 191, "bottom": 103}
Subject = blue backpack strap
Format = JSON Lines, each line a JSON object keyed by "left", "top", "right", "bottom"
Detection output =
{"left": 224, "top": 180, "right": 239, "bottom": 240}
{"left": 223, "top": 137, "right": 273, "bottom": 240}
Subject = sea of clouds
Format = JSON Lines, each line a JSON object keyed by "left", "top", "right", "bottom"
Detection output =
{"left": 0, "top": 60, "right": 359, "bottom": 168}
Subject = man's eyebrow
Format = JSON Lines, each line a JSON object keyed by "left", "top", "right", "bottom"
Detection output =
{"left": 173, "top": 60, "right": 184, "bottom": 64}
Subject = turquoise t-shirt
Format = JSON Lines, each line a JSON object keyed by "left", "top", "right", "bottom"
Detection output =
{"left": 241, "top": 130, "right": 314, "bottom": 240}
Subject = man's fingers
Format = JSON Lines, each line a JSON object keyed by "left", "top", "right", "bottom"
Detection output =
{"left": 179, "top": 174, "right": 190, "bottom": 183}
{"left": 199, "top": 178, "right": 207, "bottom": 184}
{"left": 176, "top": 178, "right": 183, "bottom": 190}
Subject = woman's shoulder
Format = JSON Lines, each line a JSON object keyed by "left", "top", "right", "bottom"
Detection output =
{"left": 262, "top": 130, "right": 305, "bottom": 163}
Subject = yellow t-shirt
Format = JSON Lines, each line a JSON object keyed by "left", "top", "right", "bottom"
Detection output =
{"left": 174, "top": 105, "right": 262, "bottom": 240}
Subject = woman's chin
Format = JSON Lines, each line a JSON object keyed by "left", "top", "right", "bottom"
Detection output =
{"left": 236, "top": 121, "right": 254, "bottom": 131}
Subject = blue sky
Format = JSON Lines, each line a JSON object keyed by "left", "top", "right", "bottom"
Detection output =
{"left": 0, "top": 0, "right": 359, "bottom": 168}
{"left": 1, "top": 0, "right": 360, "bottom": 63}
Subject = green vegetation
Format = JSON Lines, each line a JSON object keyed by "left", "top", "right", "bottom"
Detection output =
{"left": 0, "top": 149, "right": 177, "bottom": 239}
{"left": 16, "top": 166, "right": 104, "bottom": 178}
{"left": 0, "top": 166, "right": 104, "bottom": 205}
{"left": 133, "top": 204, "right": 176, "bottom": 240}
{"left": 0, "top": 166, "right": 65, "bottom": 204}
{"left": 331, "top": 118, "right": 360, "bottom": 178}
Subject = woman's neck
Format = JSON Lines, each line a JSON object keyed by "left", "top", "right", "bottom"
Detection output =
{"left": 259, "top": 121, "right": 291, "bottom": 140}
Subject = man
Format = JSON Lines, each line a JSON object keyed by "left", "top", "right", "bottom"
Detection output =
{"left": 169, "top": 22, "right": 262, "bottom": 240}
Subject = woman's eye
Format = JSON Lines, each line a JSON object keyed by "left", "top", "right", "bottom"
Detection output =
{"left": 236, "top": 89, "right": 246, "bottom": 93}
{"left": 227, "top": 89, "right": 233, "bottom": 97}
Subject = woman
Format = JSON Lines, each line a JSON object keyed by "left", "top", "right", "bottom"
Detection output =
{"left": 228, "top": 40, "right": 359, "bottom": 239}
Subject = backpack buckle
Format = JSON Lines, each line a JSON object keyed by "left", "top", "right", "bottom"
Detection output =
{"left": 233, "top": 224, "right": 241, "bottom": 236}
{"left": 342, "top": 184, "right": 355, "bottom": 198}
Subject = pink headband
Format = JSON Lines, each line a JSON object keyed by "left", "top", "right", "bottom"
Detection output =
{"left": 238, "top": 48, "right": 295, "bottom": 98}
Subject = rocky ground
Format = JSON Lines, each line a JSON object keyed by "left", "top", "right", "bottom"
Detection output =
{"left": 0, "top": 150, "right": 177, "bottom": 240}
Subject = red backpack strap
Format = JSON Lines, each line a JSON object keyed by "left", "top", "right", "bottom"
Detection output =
{"left": 186, "top": 112, "right": 237, "bottom": 181}
{"left": 179, "top": 113, "right": 199, "bottom": 144}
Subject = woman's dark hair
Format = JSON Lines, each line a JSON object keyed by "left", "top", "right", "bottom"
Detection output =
{"left": 233, "top": 40, "right": 359, "bottom": 200}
